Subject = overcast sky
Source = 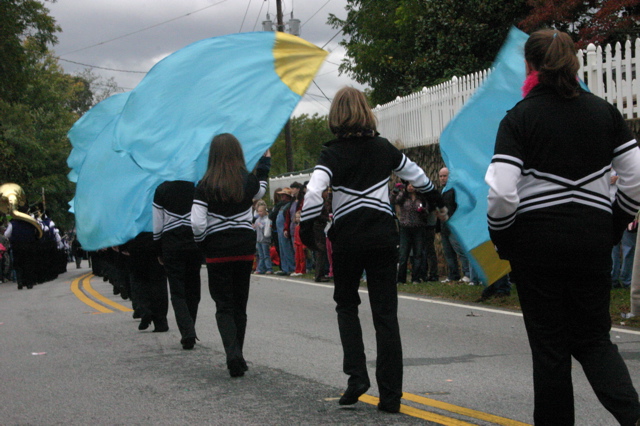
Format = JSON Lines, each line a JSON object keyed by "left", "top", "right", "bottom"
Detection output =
{"left": 46, "top": 0, "right": 366, "bottom": 117}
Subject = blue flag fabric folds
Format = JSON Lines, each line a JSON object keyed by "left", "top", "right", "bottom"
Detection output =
{"left": 439, "top": 27, "right": 529, "bottom": 284}
{"left": 68, "top": 32, "right": 327, "bottom": 250}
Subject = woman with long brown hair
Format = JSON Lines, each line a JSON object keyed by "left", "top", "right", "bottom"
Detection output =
{"left": 191, "top": 133, "right": 270, "bottom": 377}
{"left": 486, "top": 29, "right": 640, "bottom": 425}
{"left": 301, "top": 87, "right": 447, "bottom": 413}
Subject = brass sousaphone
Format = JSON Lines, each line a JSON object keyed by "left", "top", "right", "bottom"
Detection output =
{"left": 0, "top": 183, "right": 43, "bottom": 238}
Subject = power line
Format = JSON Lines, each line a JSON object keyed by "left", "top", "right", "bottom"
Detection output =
{"left": 58, "top": 0, "right": 228, "bottom": 56}
{"left": 305, "top": 92, "right": 332, "bottom": 101}
{"left": 301, "top": 0, "right": 332, "bottom": 28}
{"left": 302, "top": 93, "right": 330, "bottom": 112}
{"left": 321, "top": 6, "right": 361, "bottom": 49}
{"left": 252, "top": 0, "right": 267, "bottom": 31}
{"left": 312, "top": 80, "right": 331, "bottom": 102}
{"left": 92, "top": 82, "right": 133, "bottom": 91}
{"left": 239, "top": 0, "right": 253, "bottom": 32}
{"left": 57, "top": 58, "right": 147, "bottom": 74}
{"left": 316, "top": 68, "right": 339, "bottom": 77}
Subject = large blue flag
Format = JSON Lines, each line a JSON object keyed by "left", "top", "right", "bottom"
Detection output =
{"left": 68, "top": 32, "right": 327, "bottom": 250}
{"left": 439, "top": 27, "right": 529, "bottom": 284}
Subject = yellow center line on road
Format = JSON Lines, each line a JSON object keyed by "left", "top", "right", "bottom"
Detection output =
{"left": 358, "top": 394, "right": 476, "bottom": 425}
{"left": 82, "top": 275, "right": 133, "bottom": 312}
{"left": 70, "top": 273, "right": 113, "bottom": 314}
{"left": 401, "top": 392, "right": 531, "bottom": 426}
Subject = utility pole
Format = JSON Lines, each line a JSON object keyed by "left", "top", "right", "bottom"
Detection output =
{"left": 276, "top": 0, "right": 295, "bottom": 172}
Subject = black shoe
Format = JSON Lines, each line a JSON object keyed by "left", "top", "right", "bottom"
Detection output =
{"left": 275, "top": 271, "right": 289, "bottom": 276}
{"left": 17, "top": 284, "right": 23, "bottom": 290}
{"left": 339, "top": 383, "right": 370, "bottom": 405}
{"left": 138, "top": 315, "right": 152, "bottom": 331}
{"left": 26, "top": 285, "right": 33, "bottom": 289}
{"left": 315, "top": 277, "right": 330, "bottom": 282}
{"left": 181, "top": 337, "right": 196, "bottom": 350}
{"left": 120, "top": 287, "right": 129, "bottom": 300}
{"left": 152, "top": 322, "right": 169, "bottom": 333}
{"left": 132, "top": 310, "right": 141, "bottom": 319}
{"left": 228, "top": 359, "right": 245, "bottom": 377}
{"left": 377, "top": 400, "right": 400, "bottom": 413}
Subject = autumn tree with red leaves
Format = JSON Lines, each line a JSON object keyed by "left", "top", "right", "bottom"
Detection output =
{"left": 520, "top": 0, "right": 640, "bottom": 47}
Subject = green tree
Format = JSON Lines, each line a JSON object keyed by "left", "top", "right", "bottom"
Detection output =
{"left": 270, "top": 113, "right": 333, "bottom": 175}
{"left": 74, "top": 68, "right": 121, "bottom": 109}
{"left": 0, "top": 0, "right": 59, "bottom": 103}
{"left": 329, "top": 0, "right": 531, "bottom": 105}
{"left": 1, "top": 40, "right": 84, "bottom": 231}
{"left": 0, "top": 1, "right": 93, "bottom": 232}
{"left": 520, "top": 0, "right": 640, "bottom": 48}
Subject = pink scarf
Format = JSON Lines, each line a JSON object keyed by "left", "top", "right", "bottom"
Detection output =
{"left": 521, "top": 71, "right": 539, "bottom": 98}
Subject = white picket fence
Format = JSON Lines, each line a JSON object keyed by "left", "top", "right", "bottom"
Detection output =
{"left": 374, "top": 39, "right": 640, "bottom": 149}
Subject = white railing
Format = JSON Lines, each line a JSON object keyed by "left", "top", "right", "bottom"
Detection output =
{"left": 375, "top": 39, "right": 640, "bottom": 148}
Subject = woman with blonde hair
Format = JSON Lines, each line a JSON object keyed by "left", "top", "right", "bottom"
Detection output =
{"left": 301, "top": 87, "right": 447, "bottom": 413}
{"left": 191, "top": 133, "right": 270, "bottom": 377}
{"left": 486, "top": 29, "right": 640, "bottom": 425}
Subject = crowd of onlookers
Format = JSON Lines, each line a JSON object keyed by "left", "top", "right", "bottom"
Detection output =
{"left": 254, "top": 182, "right": 334, "bottom": 283}
{"left": 252, "top": 170, "right": 499, "bottom": 293}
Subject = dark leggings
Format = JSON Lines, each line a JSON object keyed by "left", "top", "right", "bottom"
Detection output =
{"left": 511, "top": 259, "right": 640, "bottom": 426}
{"left": 332, "top": 247, "right": 402, "bottom": 405}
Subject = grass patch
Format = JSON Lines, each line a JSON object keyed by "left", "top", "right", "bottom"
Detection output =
{"left": 397, "top": 280, "right": 640, "bottom": 328}
{"left": 295, "top": 273, "right": 640, "bottom": 329}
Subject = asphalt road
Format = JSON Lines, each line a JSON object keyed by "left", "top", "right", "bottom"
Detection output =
{"left": 1, "top": 261, "right": 639, "bottom": 425}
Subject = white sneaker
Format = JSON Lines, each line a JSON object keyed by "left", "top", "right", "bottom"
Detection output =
{"left": 461, "top": 276, "right": 471, "bottom": 283}
{"left": 440, "top": 278, "right": 451, "bottom": 283}
{"left": 290, "top": 272, "right": 303, "bottom": 277}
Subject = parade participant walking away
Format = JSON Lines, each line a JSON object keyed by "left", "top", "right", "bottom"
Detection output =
{"left": 300, "top": 87, "right": 447, "bottom": 413}
{"left": 486, "top": 29, "right": 640, "bottom": 426}
{"left": 71, "top": 236, "right": 84, "bottom": 269}
{"left": 5, "top": 210, "right": 39, "bottom": 289}
{"left": 153, "top": 180, "right": 203, "bottom": 350}
{"left": 191, "top": 133, "right": 270, "bottom": 378}
{"left": 123, "top": 232, "right": 169, "bottom": 333}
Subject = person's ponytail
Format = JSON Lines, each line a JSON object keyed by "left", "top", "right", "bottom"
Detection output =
{"left": 525, "top": 30, "right": 580, "bottom": 99}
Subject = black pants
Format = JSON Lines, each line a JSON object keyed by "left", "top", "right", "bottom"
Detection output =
{"left": 398, "top": 226, "right": 425, "bottom": 283}
{"left": 163, "top": 249, "right": 202, "bottom": 339}
{"left": 130, "top": 251, "right": 168, "bottom": 329}
{"left": 313, "top": 221, "right": 328, "bottom": 280}
{"left": 417, "top": 227, "right": 438, "bottom": 281}
{"left": 332, "top": 247, "right": 402, "bottom": 405}
{"left": 511, "top": 259, "right": 640, "bottom": 426}
{"left": 12, "top": 244, "right": 37, "bottom": 287}
{"left": 207, "top": 260, "right": 252, "bottom": 367}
